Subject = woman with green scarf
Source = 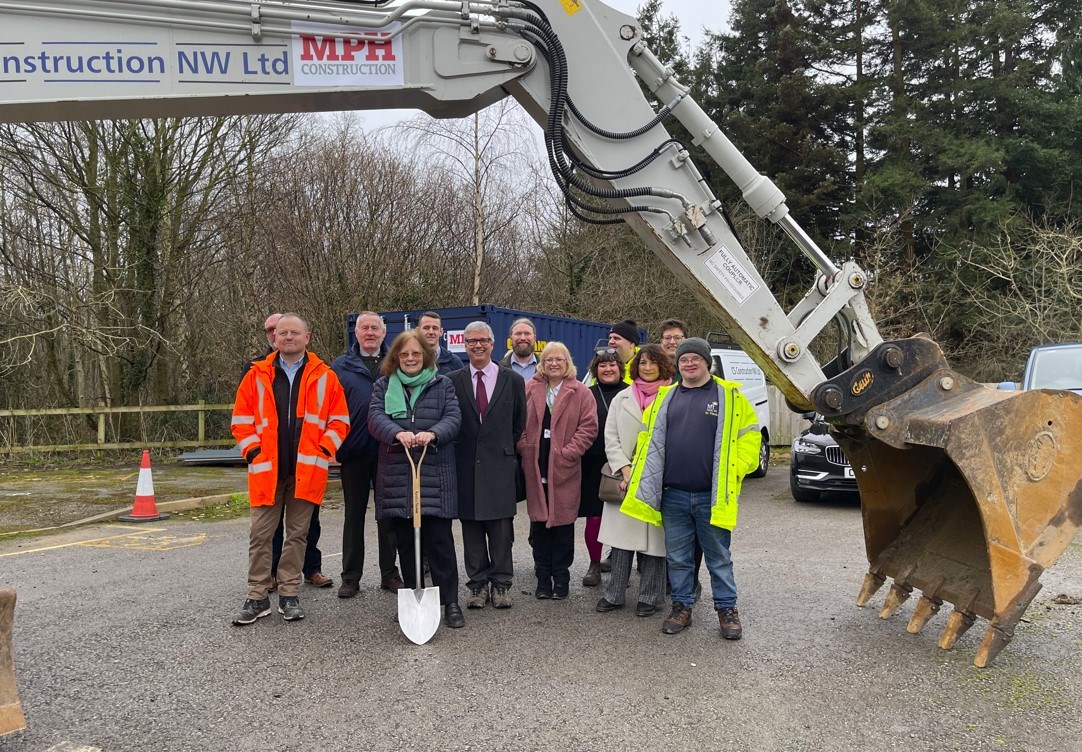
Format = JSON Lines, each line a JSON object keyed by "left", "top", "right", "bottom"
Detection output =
{"left": 369, "top": 329, "right": 465, "bottom": 628}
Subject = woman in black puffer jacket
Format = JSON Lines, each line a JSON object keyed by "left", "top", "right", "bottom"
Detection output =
{"left": 369, "top": 330, "right": 464, "bottom": 627}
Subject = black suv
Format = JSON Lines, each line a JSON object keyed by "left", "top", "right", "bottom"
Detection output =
{"left": 789, "top": 414, "right": 858, "bottom": 502}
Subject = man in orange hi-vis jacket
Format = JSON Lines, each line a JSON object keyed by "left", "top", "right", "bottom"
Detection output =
{"left": 230, "top": 313, "right": 350, "bottom": 626}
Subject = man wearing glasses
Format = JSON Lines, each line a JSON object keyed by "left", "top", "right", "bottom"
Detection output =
{"left": 658, "top": 319, "right": 689, "bottom": 361}
{"left": 620, "top": 337, "right": 761, "bottom": 641}
{"left": 450, "top": 322, "right": 527, "bottom": 609}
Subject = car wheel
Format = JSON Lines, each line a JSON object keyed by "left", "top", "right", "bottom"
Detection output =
{"left": 749, "top": 432, "right": 768, "bottom": 478}
{"left": 789, "top": 475, "right": 819, "bottom": 503}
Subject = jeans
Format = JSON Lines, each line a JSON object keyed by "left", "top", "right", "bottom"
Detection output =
{"left": 661, "top": 486, "right": 737, "bottom": 609}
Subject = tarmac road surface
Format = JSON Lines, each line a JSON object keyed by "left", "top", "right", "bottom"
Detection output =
{"left": 0, "top": 470, "right": 1079, "bottom": 752}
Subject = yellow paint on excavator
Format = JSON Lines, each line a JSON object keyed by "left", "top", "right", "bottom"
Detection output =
{"left": 0, "top": 588, "right": 26, "bottom": 736}
{"left": 835, "top": 373, "right": 1082, "bottom": 667}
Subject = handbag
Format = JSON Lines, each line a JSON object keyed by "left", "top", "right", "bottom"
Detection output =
{"left": 598, "top": 463, "right": 625, "bottom": 504}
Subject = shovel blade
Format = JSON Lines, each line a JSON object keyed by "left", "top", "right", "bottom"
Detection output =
{"left": 397, "top": 586, "right": 442, "bottom": 645}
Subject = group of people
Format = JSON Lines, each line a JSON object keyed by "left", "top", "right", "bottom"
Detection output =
{"left": 230, "top": 311, "right": 761, "bottom": 640}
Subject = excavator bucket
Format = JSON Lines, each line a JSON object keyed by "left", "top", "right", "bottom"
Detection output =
{"left": 830, "top": 369, "right": 1082, "bottom": 667}
{"left": 0, "top": 589, "right": 26, "bottom": 736}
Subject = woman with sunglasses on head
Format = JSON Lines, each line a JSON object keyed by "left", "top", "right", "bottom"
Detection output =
{"left": 578, "top": 347, "right": 627, "bottom": 586}
{"left": 597, "top": 344, "right": 675, "bottom": 616}
{"left": 517, "top": 342, "right": 598, "bottom": 599}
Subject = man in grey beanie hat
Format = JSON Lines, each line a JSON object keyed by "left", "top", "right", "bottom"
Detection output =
{"left": 674, "top": 337, "right": 711, "bottom": 366}
{"left": 617, "top": 332, "right": 762, "bottom": 642}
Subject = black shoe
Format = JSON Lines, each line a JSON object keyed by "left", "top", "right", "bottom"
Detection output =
{"left": 552, "top": 582, "right": 569, "bottom": 600}
{"left": 535, "top": 579, "right": 553, "bottom": 599}
{"left": 636, "top": 601, "right": 659, "bottom": 617}
{"left": 278, "top": 595, "right": 305, "bottom": 621}
{"left": 595, "top": 597, "right": 623, "bottom": 613}
{"left": 232, "top": 598, "right": 271, "bottom": 626}
{"left": 445, "top": 602, "right": 465, "bottom": 629}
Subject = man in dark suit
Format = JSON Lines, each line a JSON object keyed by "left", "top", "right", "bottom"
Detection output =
{"left": 450, "top": 321, "right": 527, "bottom": 610}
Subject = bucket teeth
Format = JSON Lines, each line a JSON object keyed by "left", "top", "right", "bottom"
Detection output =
{"left": 974, "top": 623, "right": 1014, "bottom": 668}
{"left": 906, "top": 595, "right": 942, "bottom": 634}
{"left": 878, "top": 582, "right": 912, "bottom": 619}
{"left": 938, "top": 609, "right": 976, "bottom": 650}
{"left": 856, "top": 570, "right": 886, "bottom": 607}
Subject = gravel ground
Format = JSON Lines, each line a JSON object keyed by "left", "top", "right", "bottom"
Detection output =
{"left": 0, "top": 469, "right": 1079, "bottom": 752}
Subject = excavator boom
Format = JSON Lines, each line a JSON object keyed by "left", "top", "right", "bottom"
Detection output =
{"left": 0, "top": 2, "right": 1077, "bottom": 700}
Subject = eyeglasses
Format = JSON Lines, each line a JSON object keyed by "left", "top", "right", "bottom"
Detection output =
{"left": 594, "top": 347, "right": 617, "bottom": 356}
{"left": 543, "top": 357, "right": 567, "bottom": 364}
{"left": 464, "top": 338, "right": 492, "bottom": 346}
{"left": 661, "top": 335, "right": 685, "bottom": 342}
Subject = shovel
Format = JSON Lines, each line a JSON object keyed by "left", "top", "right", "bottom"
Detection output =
{"left": 397, "top": 443, "right": 441, "bottom": 645}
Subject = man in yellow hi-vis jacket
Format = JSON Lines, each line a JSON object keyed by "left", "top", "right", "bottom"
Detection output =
{"left": 620, "top": 337, "right": 760, "bottom": 640}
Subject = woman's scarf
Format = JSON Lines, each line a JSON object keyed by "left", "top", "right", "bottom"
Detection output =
{"left": 386, "top": 366, "right": 437, "bottom": 419}
{"left": 632, "top": 376, "right": 671, "bottom": 412}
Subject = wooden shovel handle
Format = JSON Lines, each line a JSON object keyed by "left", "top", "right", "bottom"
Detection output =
{"left": 403, "top": 443, "right": 429, "bottom": 529}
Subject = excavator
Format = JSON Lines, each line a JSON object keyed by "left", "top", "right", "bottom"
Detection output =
{"left": 1, "top": 0, "right": 1080, "bottom": 734}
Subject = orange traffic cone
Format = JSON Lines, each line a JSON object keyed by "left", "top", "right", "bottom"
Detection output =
{"left": 118, "top": 450, "right": 169, "bottom": 522}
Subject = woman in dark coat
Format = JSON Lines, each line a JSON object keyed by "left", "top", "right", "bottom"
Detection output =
{"left": 369, "top": 330, "right": 464, "bottom": 627}
{"left": 579, "top": 348, "right": 627, "bottom": 587}
{"left": 517, "top": 342, "right": 598, "bottom": 600}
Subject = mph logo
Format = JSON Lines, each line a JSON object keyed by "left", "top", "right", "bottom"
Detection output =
{"left": 291, "top": 21, "right": 404, "bottom": 87}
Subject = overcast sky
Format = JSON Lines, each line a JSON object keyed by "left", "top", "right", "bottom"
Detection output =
{"left": 604, "top": 0, "right": 732, "bottom": 50}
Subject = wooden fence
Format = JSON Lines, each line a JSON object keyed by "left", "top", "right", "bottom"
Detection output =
{"left": 0, "top": 402, "right": 235, "bottom": 453}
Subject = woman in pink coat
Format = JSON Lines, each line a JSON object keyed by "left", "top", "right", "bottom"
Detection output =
{"left": 517, "top": 342, "right": 598, "bottom": 599}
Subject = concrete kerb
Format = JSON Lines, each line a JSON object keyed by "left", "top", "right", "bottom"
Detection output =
{"left": 0, "top": 493, "right": 244, "bottom": 540}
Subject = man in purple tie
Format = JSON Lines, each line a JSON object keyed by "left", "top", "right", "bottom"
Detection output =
{"left": 449, "top": 321, "right": 527, "bottom": 610}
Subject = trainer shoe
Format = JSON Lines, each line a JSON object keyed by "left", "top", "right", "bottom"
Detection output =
{"left": 661, "top": 603, "right": 692, "bottom": 634}
{"left": 232, "top": 598, "right": 271, "bottom": 626}
{"left": 278, "top": 595, "right": 305, "bottom": 621}
{"left": 717, "top": 607, "right": 743, "bottom": 640}
{"left": 491, "top": 585, "right": 513, "bottom": 609}
{"left": 467, "top": 584, "right": 490, "bottom": 609}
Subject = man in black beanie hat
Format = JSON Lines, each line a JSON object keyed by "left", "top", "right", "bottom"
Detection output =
{"left": 608, "top": 319, "right": 640, "bottom": 383}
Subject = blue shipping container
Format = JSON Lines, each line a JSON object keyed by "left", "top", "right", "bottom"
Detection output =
{"left": 346, "top": 305, "right": 647, "bottom": 375}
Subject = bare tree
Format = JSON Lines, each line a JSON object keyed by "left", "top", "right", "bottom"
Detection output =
{"left": 388, "top": 100, "right": 540, "bottom": 304}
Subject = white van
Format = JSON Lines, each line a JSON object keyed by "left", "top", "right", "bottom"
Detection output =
{"left": 707, "top": 333, "right": 771, "bottom": 478}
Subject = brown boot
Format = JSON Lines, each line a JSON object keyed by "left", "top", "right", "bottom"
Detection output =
{"left": 582, "top": 560, "right": 602, "bottom": 587}
{"left": 662, "top": 603, "right": 693, "bottom": 634}
{"left": 717, "top": 607, "right": 743, "bottom": 640}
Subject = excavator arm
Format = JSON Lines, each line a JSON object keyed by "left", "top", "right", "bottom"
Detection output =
{"left": 0, "top": 4, "right": 1078, "bottom": 707}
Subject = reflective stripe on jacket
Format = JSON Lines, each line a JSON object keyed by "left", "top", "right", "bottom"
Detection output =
{"left": 619, "top": 376, "right": 760, "bottom": 531}
{"left": 231, "top": 350, "right": 350, "bottom": 507}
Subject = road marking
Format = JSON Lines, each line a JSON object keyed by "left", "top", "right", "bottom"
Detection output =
{"left": 80, "top": 532, "right": 206, "bottom": 551}
{"left": 45, "top": 742, "right": 104, "bottom": 752}
{"left": 0, "top": 528, "right": 165, "bottom": 558}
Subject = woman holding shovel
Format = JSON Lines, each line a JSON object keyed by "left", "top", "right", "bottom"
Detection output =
{"left": 369, "top": 330, "right": 465, "bottom": 630}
